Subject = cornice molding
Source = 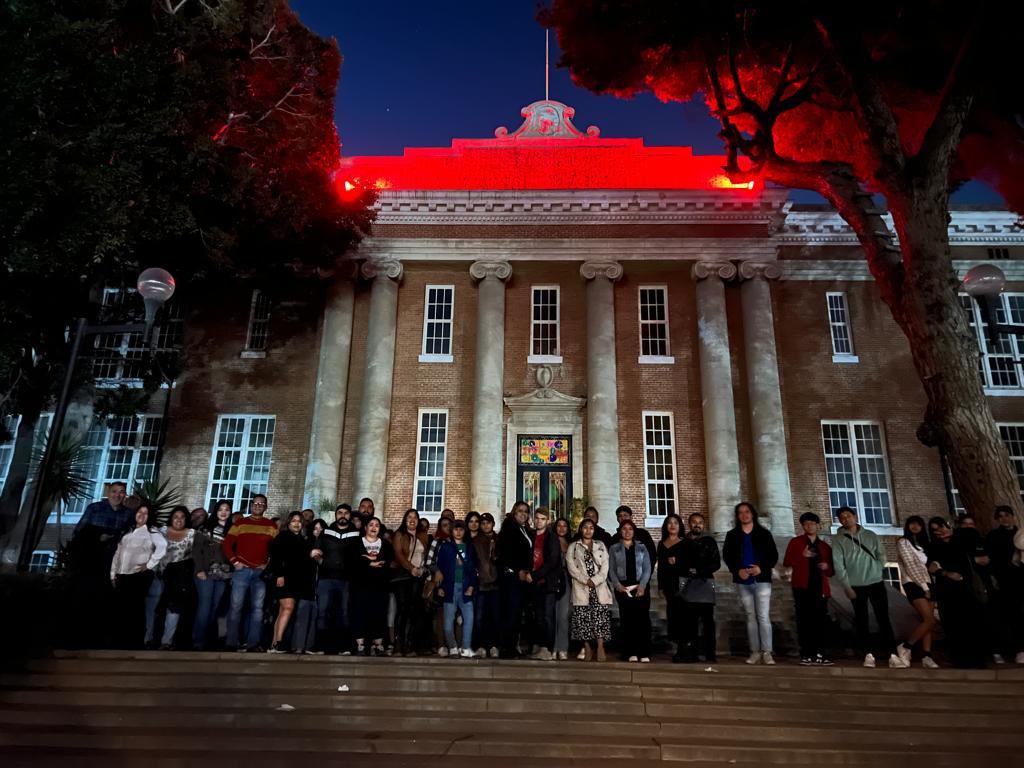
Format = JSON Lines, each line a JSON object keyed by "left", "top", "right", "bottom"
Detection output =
{"left": 779, "top": 259, "right": 1024, "bottom": 281}
{"left": 777, "top": 210, "right": 1024, "bottom": 246}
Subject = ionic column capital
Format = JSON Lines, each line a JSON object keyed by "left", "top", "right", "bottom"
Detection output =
{"left": 469, "top": 260, "right": 513, "bottom": 282}
{"left": 360, "top": 259, "right": 404, "bottom": 282}
{"left": 579, "top": 260, "right": 623, "bottom": 282}
{"left": 691, "top": 261, "right": 738, "bottom": 281}
{"left": 738, "top": 261, "right": 783, "bottom": 281}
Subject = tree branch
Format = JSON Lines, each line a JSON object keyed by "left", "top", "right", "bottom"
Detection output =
{"left": 917, "top": 27, "right": 977, "bottom": 183}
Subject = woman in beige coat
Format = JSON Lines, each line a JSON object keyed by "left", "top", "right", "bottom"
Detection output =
{"left": 566, "top": 519, "right": 613, "bottom": 661}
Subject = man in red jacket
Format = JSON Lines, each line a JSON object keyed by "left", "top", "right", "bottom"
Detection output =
{"left": 222, "top": 494, "right": 278, "bottom": 651}
{"left": 783, "top": 512, "right": 835, "bottom": 666}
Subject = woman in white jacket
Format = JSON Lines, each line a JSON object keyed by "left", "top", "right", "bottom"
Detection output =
{"left": 110, "top": 504, "right": 167, "bottom": 649}
{"left": 566, "top": 519, "right": 613, "bottom": 661}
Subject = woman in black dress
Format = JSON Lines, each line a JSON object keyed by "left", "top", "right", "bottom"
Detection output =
{"left": 657, "top": 513, "right": 686, "bottom": 661}
{"left": 268, "top": 511, "right": 317, "bottom": 654}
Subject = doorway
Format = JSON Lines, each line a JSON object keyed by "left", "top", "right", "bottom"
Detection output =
{"left": 516, "top": 436, "right": 572, "bottom": 519}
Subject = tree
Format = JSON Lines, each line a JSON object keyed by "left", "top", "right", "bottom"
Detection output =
{"left": 0, "top": 0, "right": 374, "bottom": 539}
{"left": 544, "top": 1, "right": 1024, "bottom": 530}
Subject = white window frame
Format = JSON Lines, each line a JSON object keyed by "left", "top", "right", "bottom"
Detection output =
{"left": 998, "top": 423, "right": 1024, "bottom": 501}
{"left": 28, "top": 550, "right": 55, "bottom": 573}
{"left": 882, "top": 562, "right": 903, "bottom": 593}
{"left": 242, "top": 289, "right": 271, "bottom": 359}
{"left": 642, "top": 410, "right": 680, "bottom": 524}
{"left": 49, "top": 414, "right": 163, "bottom": 524}
{"left": 638, "top": 285, "right": 675, "bottom": 364}
{"left": 960, "top": 291, "right": 1024, "bottom": 396}
{"left": 826, "top": 292, "right": 859, "bottom": 364}
{"left": 821, "top": 420, "right": 899, "bottom": 534}
{"left": 419, "top": 284, "right": 455, "bottom": 363}
{"left": 529, "top": 285, "right": 562, "bottom": 364}
{"left": 92, "top": 287, "right": 148, "bottom": 388}
{"left": 204, "top": 415, "right": 276, "bottom": 512}
{"left": 412, "top": 408, "right": 449, "bottom": 519}
{"left": 0, "top": 414, "right": 22, "bottom": 496}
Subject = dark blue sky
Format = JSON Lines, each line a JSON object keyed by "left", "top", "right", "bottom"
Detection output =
{"left": 291, "top": 0, "right": 1001, "bottom": 204}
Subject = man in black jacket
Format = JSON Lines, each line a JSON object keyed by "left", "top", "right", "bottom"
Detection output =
{"left": 527, "top": 507, "right": 563, "bottom": 660}
{"left": 572, "top": 506, "right": 613, "bottom": 547}
{"left": 676, "top": 513, "right": 722, "bottom": 663}
{"left": 311, "top": 504, "right": 357, "bottom": 654}
{"left": 610, "top": 505, "right": 657, "bottom": 561}
{"left": 497, "top": 501, "right": 534, "bottom": 658}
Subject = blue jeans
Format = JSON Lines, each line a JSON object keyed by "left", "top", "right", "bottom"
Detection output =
{"left": 737, "top": 582, "right": 773, "bottom": 654}
{"left": 316, "top": 578, "right": 350, "bottom": 652}
{"left": 292, "top": 599, "right": 316, "bottom": 653}
{"left": 193, "top": 576, "right": 228, "bottom": 649}
{"left": 443, "top": 582, "right": 475, "bottom": 651}
{"left": 144, "top": 572, "right": 164, "bottom": 645}
{"left": 226, "top": 566, "right": 266, "bottom": 649}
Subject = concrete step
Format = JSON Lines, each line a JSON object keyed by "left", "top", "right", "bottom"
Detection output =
{"left": 1, "top": 651, "right": 1021, "bottom": 766}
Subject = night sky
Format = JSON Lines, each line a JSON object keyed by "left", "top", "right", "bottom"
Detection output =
{"left": 292, "top": 0, "right": 1001, "bottom": 205}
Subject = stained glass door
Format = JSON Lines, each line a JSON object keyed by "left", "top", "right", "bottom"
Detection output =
{"left": 516, "top": 436, "right": 572, "bottom": 519}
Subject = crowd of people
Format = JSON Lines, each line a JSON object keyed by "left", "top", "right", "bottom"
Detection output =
{"left": 72, "top": 482, "right": 1024, "bottom": 669}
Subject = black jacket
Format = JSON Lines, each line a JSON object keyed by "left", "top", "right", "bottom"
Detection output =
{"left": 722, "top": 525, "right": 777, "bottom": 583}
{"left": 657, "top": 539, "right": 685, "bottom": 597}
{"left": 315, "top": 521, "right": 357, "bottom": 580}
{"left": 530, "top": 526, "right": 563, "bottom": 593}
{"left": 681, "top": 533, "right": 722, "bottom": 579}
{"left": 268, "top": 530, "right": 317, "bottom": 600}
{"left": 348, "top": 536, "right": 394, "bottom": 590}
{"left": 497, "top": 519, "right": 534, "bottom": 574}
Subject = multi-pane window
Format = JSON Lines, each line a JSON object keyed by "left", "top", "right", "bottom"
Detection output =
{"left": 420, "top": 285, "right": 454, "bottom": 361}
{"left": 638, "top": 286, "right": 672, "bottom": 360}
{"left": 530, "top": 286, "right": 561, "bottom": 359}
{"left": 413, "top": 410, "right": 448, "bottom": 515}
{"left": 57, "top": 415, "right": 163, "bottom": 522}
{"left": 999, "top": 424, "right": 1024, "bottom": 499}
{"left": 960, "top": 292, "right": 1024, "bottom": 389}
{"left": 155, "top": 299, "right": 186, "bottom": 350}
{"left": 642, "top": 412, "right": 678, "bottom": 519}
{"left": 92, "top": 288, "right": 183, "bottom": 383}
{"left": 206, "top": 416, "right": 276, "bottom": 512}
{"left": 826, "top": 292, "right": 857, "bottom": 360}
{"left": 0, "top": 415, "right": 21, "bottom": 495}
{"left": 28, "top": 551, "right": 55, "bottom": 573}
{"left": 244, "top": 290, "right": 272, "bottom": 353}
{"left": 821, "top": 421, "right": 894, "bottom": 527}
{"left": 882, "top": 563, "right": 902, "bottom": 592}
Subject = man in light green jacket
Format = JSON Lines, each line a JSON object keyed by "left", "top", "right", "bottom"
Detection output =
{"left": 831, "top": 506, "right": 909, "bottom": 669}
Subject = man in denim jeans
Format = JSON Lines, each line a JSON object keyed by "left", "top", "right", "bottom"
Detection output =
{"left": 722, "top": 502, "right": 778, "bottom": 665}
{"left": 221, "top": 495, "right": 278, "bottom": 652}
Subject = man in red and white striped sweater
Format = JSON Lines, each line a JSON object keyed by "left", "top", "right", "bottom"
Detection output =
{"left": 222, "top": 495, "right": 278, "bottom": 652}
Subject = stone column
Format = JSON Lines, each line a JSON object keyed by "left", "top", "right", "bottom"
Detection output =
{"left": 739, "top": 261, "right": 794, "bottom": 532}
{"left": 469, "top": 260, "right": 512, "bottom": 517}
{"left": 351, "top": 259, "right": 403, "bottom": 508}
{"left": 692, "top": 261, "right": 742, "bottom": 533}
{"left": 303, "top": 266, "right": 356, "bottom": 509}
{"left": 580, "top": 260, "right": 623, "bottom": 524}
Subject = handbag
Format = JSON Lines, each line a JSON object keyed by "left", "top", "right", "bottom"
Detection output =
{"left": 680, "top": 575, "right": 716, "bottom": 604}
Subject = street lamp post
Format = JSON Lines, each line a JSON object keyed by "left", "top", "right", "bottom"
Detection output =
{"left": 17, "top": 268, "right": 176, "bottom": 571}
{"left": 962, "top": 263, "right": 1024, "bottom": 348}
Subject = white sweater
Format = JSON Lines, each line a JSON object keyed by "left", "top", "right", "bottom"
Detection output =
{"left": 111, "top": 526, "right": 168, "bottom": 580}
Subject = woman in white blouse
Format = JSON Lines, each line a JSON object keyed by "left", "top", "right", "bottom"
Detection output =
{"left": 896, "top": 515, "right": 939, "bottom": 668}
{"left": 111, "top": 504, "right": 167, "bottom": 649}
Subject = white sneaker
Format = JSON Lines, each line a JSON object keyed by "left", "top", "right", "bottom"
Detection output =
{"left": 448, "top": 647, "right": 460, "bottom": 658}
{"left": 993, "top": 654, "right": 1006, "bottom": 665}
{"left": 488, "top": 646, "right": 499, "bottom": 659}
{"left": 532, "top": 648, "right": 553, "bottom": 661}
{"left": 577, "top": 648, "right": 587, "bottom": 661}
{"left": 863, "top": 653, "right": 876, "bottom": 668}
{"left": 888, "top": 653, "right": 910, "bottom": 669}
{"left": 746, "top": 653, "right": 761, "bottom": 665}
{"left": 897, "top": 644, "right": 912, "bottom": 664}
{"left": 1016, "top": 652, "right": 1024, "bottom": 665}
{"left": 639, "top": 657, "right": 651, "bottom": 663}
{"left": 474, "top": 648, "right": 487, "bottom": 658}
{"left": 460, "top": 648, "right": 474, "bottom": 659}
{"left": 627, "top": 655, "right": 639, "bottom": 663}
{"left": 556, "top": 651, "right": 568, "bottom": 661}
{"left": 762, "top": 652, "right": 776, "bottom": 666}
{"left": 437, "top": 647, "right": 448, "bottom": 657}
{"left": 922, "top": 656, "right": 940, "bottom": 669}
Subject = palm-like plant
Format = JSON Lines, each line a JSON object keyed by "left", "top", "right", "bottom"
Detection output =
{"left": 133, "top": 476, "right": 183, "bottom": 526}
{"left": 27, "top": 434, "right": 94, "bottom": 554}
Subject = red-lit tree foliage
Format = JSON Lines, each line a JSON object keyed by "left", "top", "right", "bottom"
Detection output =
{"left": 545, "top": 0, "right": 1024, "bottom": 529}
{"left": 0, "top": 0, "right": 373, "bottom": 539}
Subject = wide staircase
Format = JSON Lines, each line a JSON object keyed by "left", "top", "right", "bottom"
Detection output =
{"left": 1, "top": 650, "right": 1022, "bottom": 766}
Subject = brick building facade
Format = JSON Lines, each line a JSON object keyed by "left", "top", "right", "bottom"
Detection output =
{"left": 16, "top": 100, "right": 1024, "bottom": 578}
